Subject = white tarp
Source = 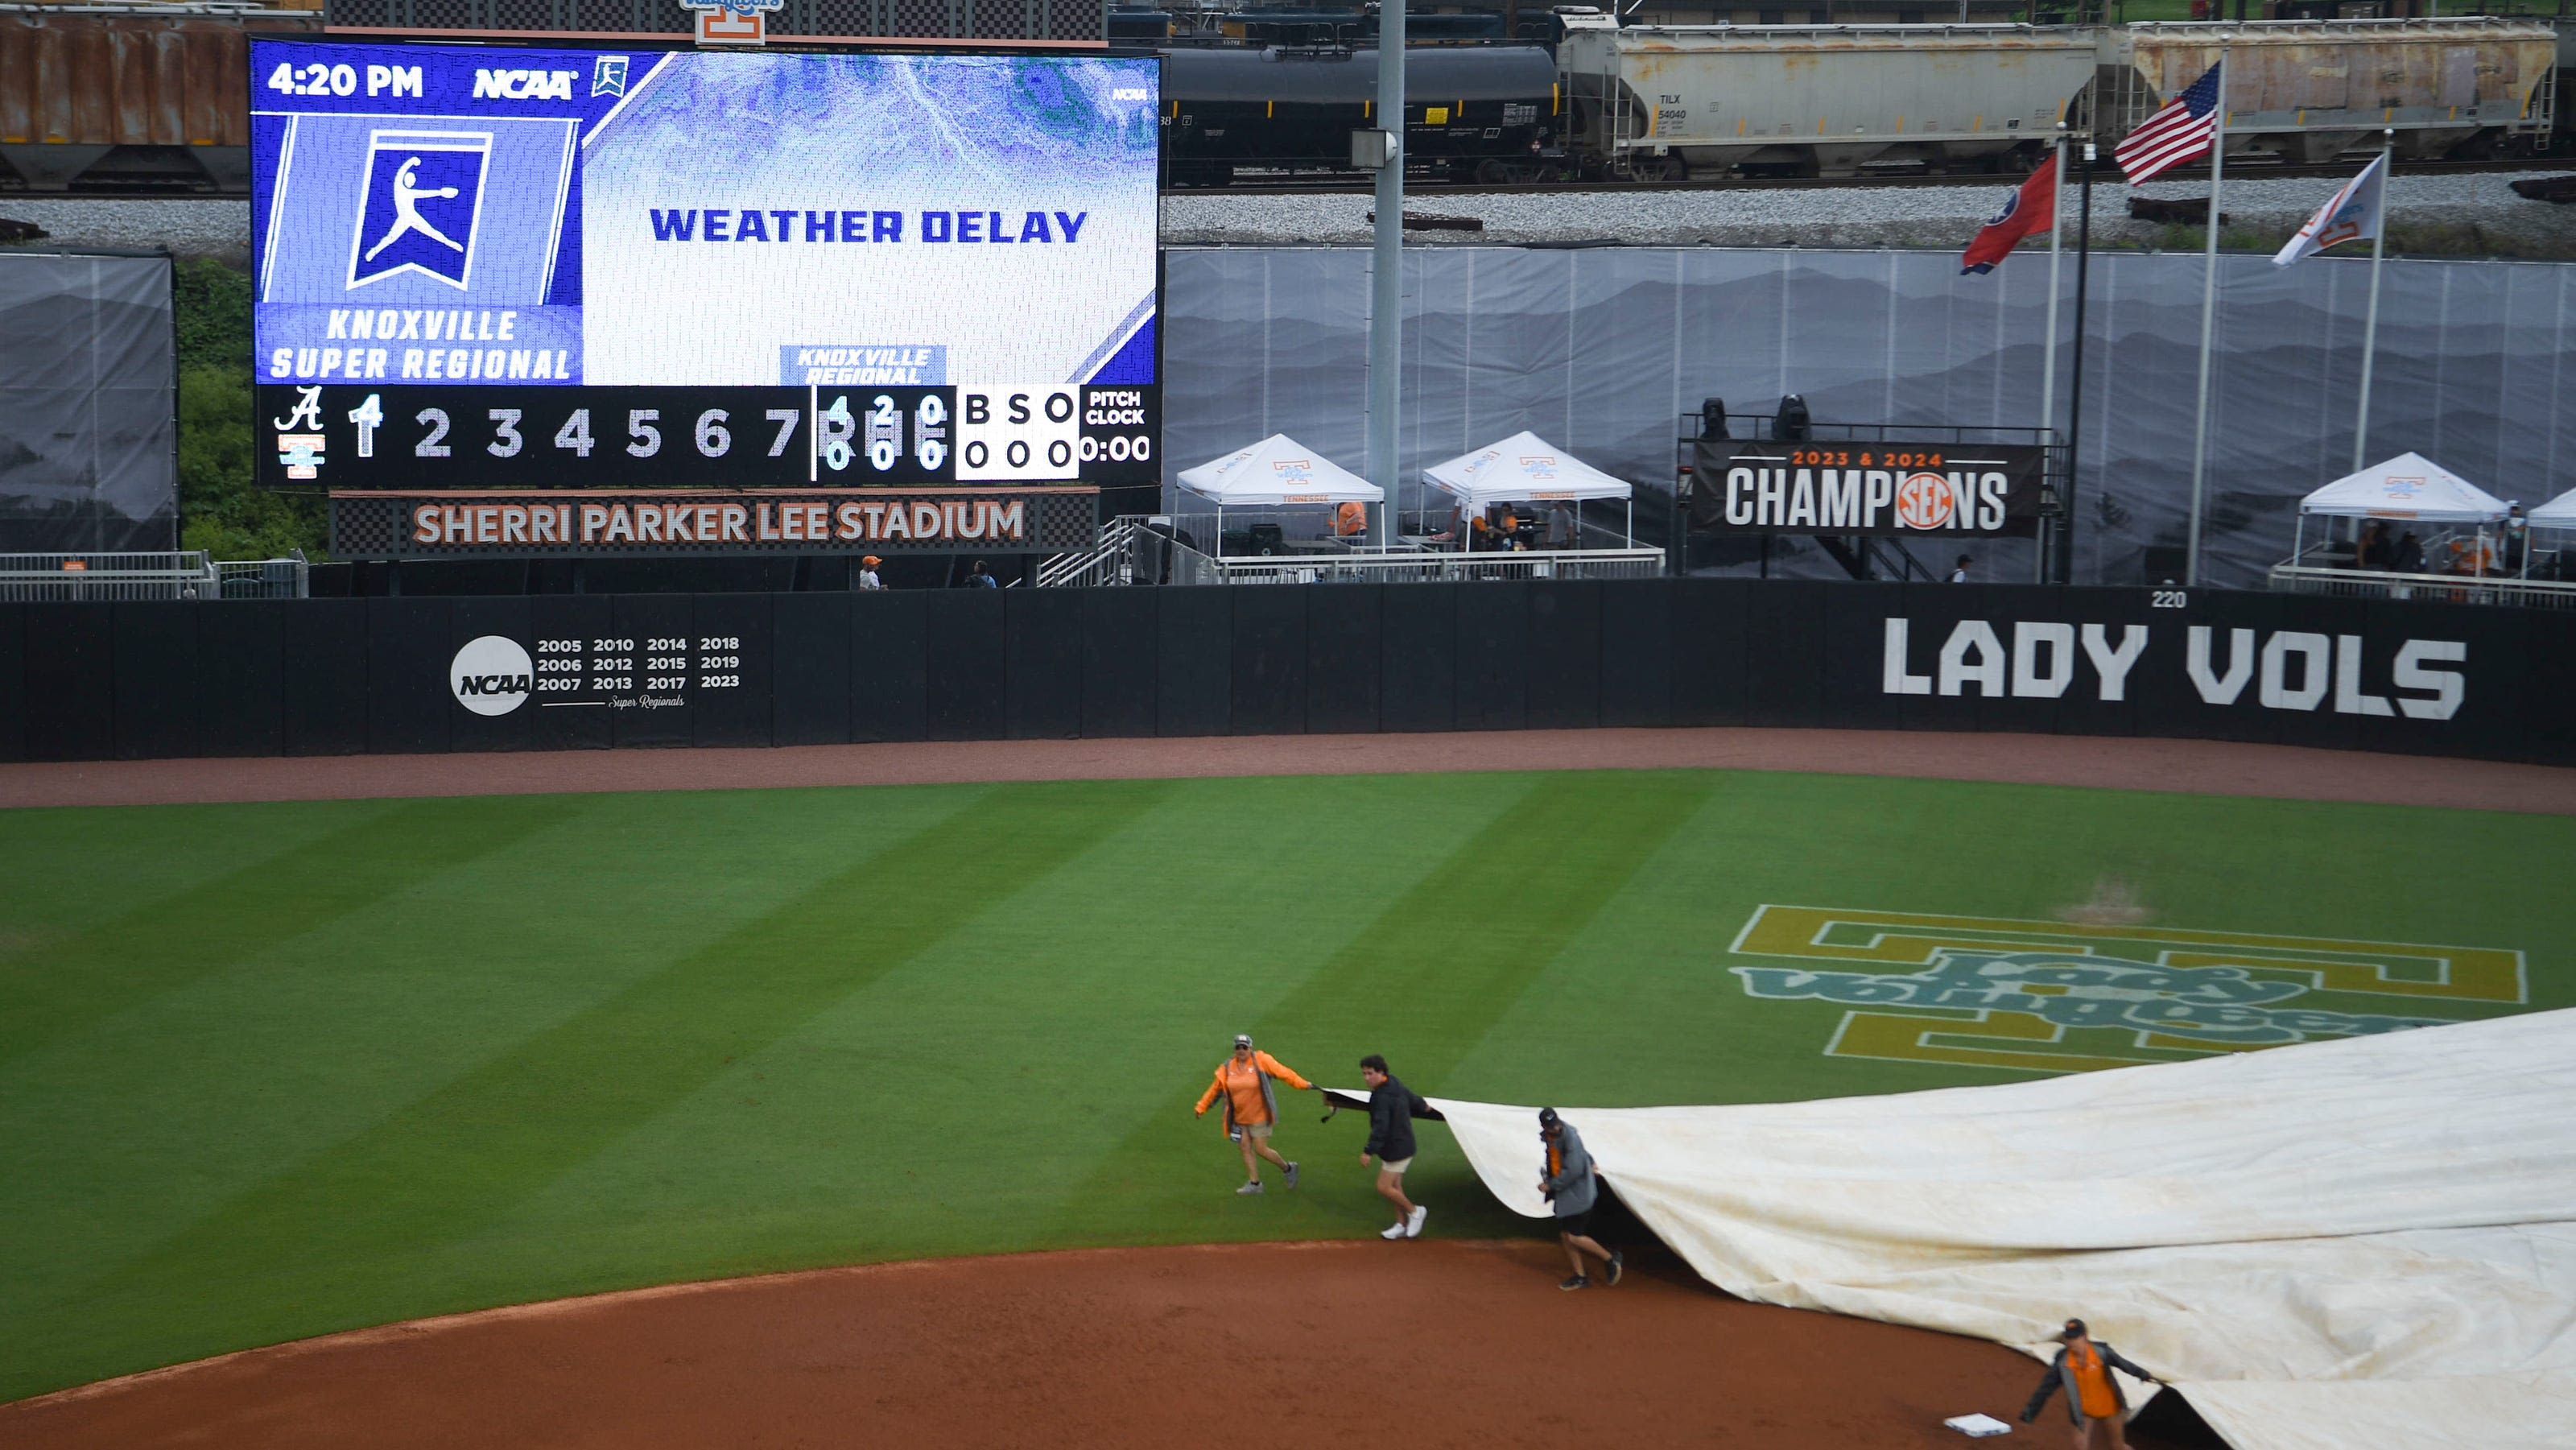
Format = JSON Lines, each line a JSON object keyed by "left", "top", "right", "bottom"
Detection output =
{"left": 2297, "top": 452, "right": 2508, "bottom": 523}
{"left": 1420, "top": 432, "right": 1633, "bottom": 509}
{"left": 1427, "top": 1009, "right": 2576, "bottom": 1450}
{"left": 2530, "top": 486, "right": 2576, "bottom": 530}
{"left": 1175, "top": 433, "right": 1381, "bottom": 506}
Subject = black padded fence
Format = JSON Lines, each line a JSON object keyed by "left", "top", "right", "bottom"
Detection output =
{"left": 0, "top": 582, "right": 2567, "bottom": 766}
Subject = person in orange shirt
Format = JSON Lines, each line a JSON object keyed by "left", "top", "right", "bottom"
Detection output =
{"left": 2020, "top": 1318, "right": 2166, "bottom": 1450}
{"left": 1193, "top": 1033, "right": 1313, "bottom": 1195}
{"left": 1335, "top": 500, "right": 1368, "bottom": 538}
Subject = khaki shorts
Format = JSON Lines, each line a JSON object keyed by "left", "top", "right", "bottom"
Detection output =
{"left": 1378, "top": 1156, "right": 1414, "bottom": 1176}
{"left": 1236, "top": 1121, "right": 1274, "bottom": 1139}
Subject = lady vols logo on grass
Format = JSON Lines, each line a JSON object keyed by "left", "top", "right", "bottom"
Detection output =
{"left": 1726, "top": 904, "right": 2527, "bottom": 1075}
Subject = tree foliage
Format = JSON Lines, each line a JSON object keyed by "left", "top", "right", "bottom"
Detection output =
{"left": 172, "top": 258, "right": 328, "bottom": 558}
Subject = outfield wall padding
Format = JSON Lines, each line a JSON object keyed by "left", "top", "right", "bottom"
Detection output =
{"left": 0, "top": 582, "right": 2566, "bottom": 766}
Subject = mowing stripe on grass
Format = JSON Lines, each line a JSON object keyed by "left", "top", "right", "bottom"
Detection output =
{"left": 1249, "top": 772, "right": 1716, "bottom": 1091}
{"left": 1063, "top": 772, "right": 1712, "bottom": 1225}
{"left": 53, "top": 781, "right": 1166, "bottom": 1362}
{"left": 0, "top": 796, "right": 588, "bottom": 1067}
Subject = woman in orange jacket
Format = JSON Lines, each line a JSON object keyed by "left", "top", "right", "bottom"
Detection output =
{"left": 1193, "top": 1033, "right": 1313, "bottom": 1195}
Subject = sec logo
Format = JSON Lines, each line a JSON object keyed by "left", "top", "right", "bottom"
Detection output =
{"left": 1894, "top": 471, "right": 1956, "bottom": 530}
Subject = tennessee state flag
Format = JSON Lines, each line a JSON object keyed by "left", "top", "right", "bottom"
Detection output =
{"left": 1960, "top": 163, "right": 2057, "bottom": 275}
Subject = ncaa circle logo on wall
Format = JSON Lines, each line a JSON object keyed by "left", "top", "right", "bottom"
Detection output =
{"left": 450, "top": 635, "right": 534, "bottom": 717}
{"left": 1893, "top": 471, "right": 1957, "bottom": 530}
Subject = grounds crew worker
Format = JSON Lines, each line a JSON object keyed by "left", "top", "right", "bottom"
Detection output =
{"left": 1358, "top": 1054, "right": 1430, "bottom": 1241}
{"left": 1194, "top": 1034, "right": 1313, "bottom": 1195}
{"left": 2021, "top": 1318, "right": 2165, "bottom": 1450}
{"left": 1538, "top": 1107, "right": 1622, "bottom": 1291}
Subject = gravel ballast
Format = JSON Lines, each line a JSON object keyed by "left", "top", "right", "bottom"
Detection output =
{"left": 4, "top": 169, "right": 2569, "bottom": 260}
{"left": 1169, "top": 170, "right": 2576, "bottom": 252}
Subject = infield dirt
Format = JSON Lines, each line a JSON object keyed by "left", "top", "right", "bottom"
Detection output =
{"left": 0, "top": 1239, "right": 2204, "bottom": 1450}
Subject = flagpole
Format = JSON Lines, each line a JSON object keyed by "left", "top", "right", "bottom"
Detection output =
{"left": 2352, "top": 127, "right": 2392, "bottom": 475}
{"left": 2062, "top": 134, "right": 2095, "bottom": 587}
{"left": 2184, "top": 45, "right": 2227, "bottom": 589}
{"left": 2039, "top": 127, "right": 2066, "bottom": 585}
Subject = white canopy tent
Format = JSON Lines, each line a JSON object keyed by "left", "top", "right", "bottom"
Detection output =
{"left": 2517, "top": 485, "right": 2576, "bottom": 580}
{"left": 2296, "top": 452, "right": 2508, "bottom": 523}
{"left": 2530, "top": 486, "right": 2576, "bottom": 531}
{"left": 1419, "top": 432, "right": 1633, "bottom": 547}
{"left": 1175, "top": 435, "right": 1382, "bottom": 558}
{"left": 2291, "top": 452, "right": 2509, "bottom": 576}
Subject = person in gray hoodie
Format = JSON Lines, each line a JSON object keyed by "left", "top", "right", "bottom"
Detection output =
{"left": 1538, "top": 1107, "right": 1622, "bottom": 1291}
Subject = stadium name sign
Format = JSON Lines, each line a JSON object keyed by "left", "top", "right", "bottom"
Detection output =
{"left": 328, "top": 488, "right": 1100, "bottom": 558}
{"left": 1882, "top": 619, "right": 2467, "bottom": 718}
{"left": 1727, "top": 904, "right": 2525, "bottom": 1074}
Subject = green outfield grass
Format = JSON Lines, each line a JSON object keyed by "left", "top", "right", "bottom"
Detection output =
{"left": 3, "top": 769, "right": 2569, "bottom": 1401}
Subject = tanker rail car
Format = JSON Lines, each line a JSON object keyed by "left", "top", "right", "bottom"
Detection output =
{"left": 1162, "top": 42, "right": 1563, "bottom": 184}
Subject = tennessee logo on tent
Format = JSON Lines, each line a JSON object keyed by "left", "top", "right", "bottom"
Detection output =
{"left": 348, "top": 130, "right": 493, "bottom": 291}
{"left": 1959, "top": 163, "right": 2055, "bottom": 276}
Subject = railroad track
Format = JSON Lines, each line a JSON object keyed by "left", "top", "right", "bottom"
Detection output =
{"left": 14, "top": 157, "right": 2570, "bottom": 204}
{"left": 1195, "top": 155, "right": 2575, "bottom": 197}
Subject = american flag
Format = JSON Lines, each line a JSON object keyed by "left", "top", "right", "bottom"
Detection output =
{"left": 2116, "top": 61, "right": 2223, "bottom": 185}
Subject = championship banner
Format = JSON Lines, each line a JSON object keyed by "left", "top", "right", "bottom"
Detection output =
{"left": 331, "top": 487, "right": 1099, "bottom": 558}
{"left": 1690, "top": 440, "right": 2046, "bottom": 539}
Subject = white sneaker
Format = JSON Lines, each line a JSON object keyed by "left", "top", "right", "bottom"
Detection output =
{"left": 1381, "top": 1222, "right": 1408, "bottom": 1239}
{"left": 1405, "top": 1205, "right": 1428, "bottom": 1238}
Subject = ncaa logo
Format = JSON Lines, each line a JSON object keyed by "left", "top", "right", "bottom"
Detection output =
{"left": 450, "top": 635, "right": 534, "bottom": 717}
{"left": 349, "top": 130, "right": 492, "bottom": 291}
{"left": 1893, "top": 472, "right": 1956, "bottom": 530}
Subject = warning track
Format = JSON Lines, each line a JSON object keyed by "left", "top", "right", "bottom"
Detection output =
{"left": 2, "top": 727, "right": 2569, "bottom": 814}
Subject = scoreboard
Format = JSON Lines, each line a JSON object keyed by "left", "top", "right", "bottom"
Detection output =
{"left": 247, "top": 39, "right": 1162, "bottom": 556}
{"left": 264, "top": 384, "right": 1157, "bottom": 490}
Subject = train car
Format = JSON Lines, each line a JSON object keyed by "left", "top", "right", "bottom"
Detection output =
{"left": 1108, "top": 9, "right": 1174, "bottom": 41}
{"left": 0, "top": 2, "right": 320, "bottom": 192}
{"left": 2561, "top": 20, "right": 2574, "bottom": 153}
{"left": 1207, "top": 9, "right": 1509, "bottom": 45}
{"left": 2103, "top": 19, "right": 2561, "bottom": 164}
{"left": 1559, "top": 13, "right": 2561, "bottom": 180}
{"left": 1162, "top": 42, "right": 1562, "bottom": 184}
{"left": 1558, "top": 16, "right": 2100, "bottom": 179}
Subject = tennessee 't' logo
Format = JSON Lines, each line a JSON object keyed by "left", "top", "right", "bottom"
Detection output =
{"left": 348, "top": 130, "right": 492, "bottom": 291}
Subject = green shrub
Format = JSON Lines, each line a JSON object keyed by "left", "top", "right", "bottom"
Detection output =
{"left": 171, "top": 258, "right": 328, "bottom": 558}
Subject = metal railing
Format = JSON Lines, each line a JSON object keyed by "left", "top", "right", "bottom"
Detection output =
{"left": 1173, "top": 537, "right": 1666, "bottom": 586}
{"left": 2266, "top": 563, "right": 2576, "bottom": 611}
{"left": 1035, "top": 518, "right": 1666, "bottom": 586}
{"left": 0, "top": 551, "right": 309, "bottom": 601}
{"left": 0, "top": 551, "right": 219, "bottom": 601}
{"left": 1034, "top": 515, "right": 1148, "bottom": 589}
{"left": 216, "top": 552, "right": 311, "bottom": 600}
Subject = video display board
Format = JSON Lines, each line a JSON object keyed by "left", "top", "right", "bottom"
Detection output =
{"left": 248, "top": 39, "right": 1161, "bottom": 554}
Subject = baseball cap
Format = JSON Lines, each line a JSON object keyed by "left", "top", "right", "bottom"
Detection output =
{"left": 2061, "top": 1319, "right": 2087, "bottom": 1339}
{"left": 1233, "top": 1033, "right": 1253, "bottom": 1047}
{"left": 862, "top": 555, "right": 882, "bottom": 566}
{"left": 1538, "top": 1106, "right": 1560, "bottom": 1130}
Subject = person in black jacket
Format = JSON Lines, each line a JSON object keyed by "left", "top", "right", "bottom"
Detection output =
{"left": 2021, "top": 1318, "right": 2165, "bottom": 1450}
{"left": 1358, "top": 1054, "right": 1429, "bottom": 1241}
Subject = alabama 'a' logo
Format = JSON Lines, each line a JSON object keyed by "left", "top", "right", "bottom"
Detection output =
{"left": 349, "top": 130, "right": 493, "bottom": 291}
